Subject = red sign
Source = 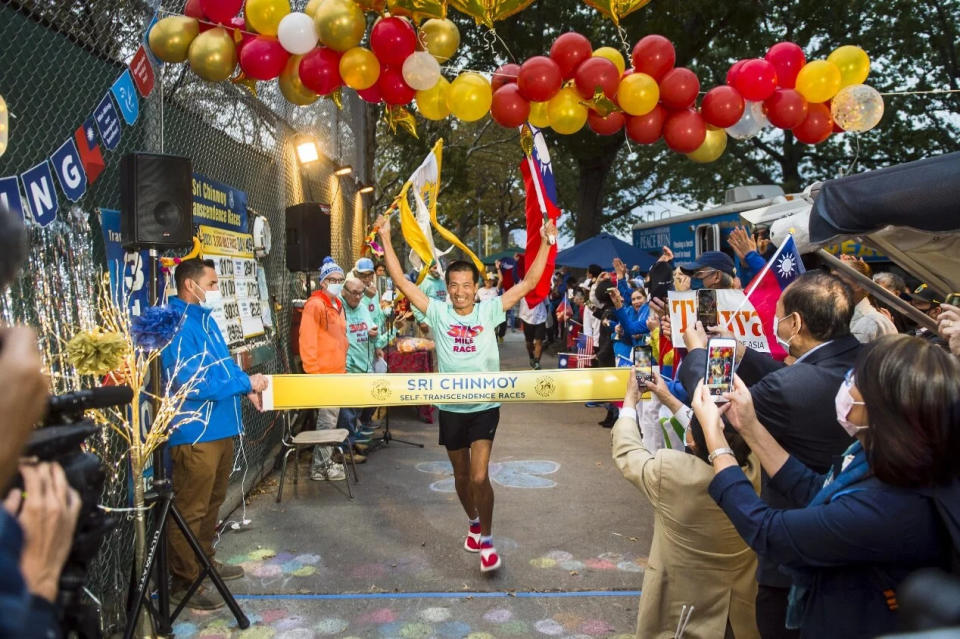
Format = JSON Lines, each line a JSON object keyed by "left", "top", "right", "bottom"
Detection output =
{"left": 129, "top": 45, "right": 155, "bottom": 97}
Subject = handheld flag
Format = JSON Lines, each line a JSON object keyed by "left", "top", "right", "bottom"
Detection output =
{"left": 743, "top": 234, "right": 806, "bottom": 360}
{"left": 519, "top": 125, "right": 560, "bottom": 307}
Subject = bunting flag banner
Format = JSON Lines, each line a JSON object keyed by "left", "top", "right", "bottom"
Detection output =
{"left": 73, "top": 119, "right": 105, "bottom": 185}
{"left": 743, "top": 234, "right": 806, "bottom": 360}
{"left": 0, "top": 176, "right": 25, "bottom": 220}
{"left": 50, "top": 138, "right": 87, "bottom": 202}
{"left": 110, "top": 69, "right": 139, "bottom": 125}
{"left": 20, "top": 160, "right": 58, "bottom": 227}
{"left": 94, "top": 93, "right": 122, "bottom": 151}
{"left": 261, "top": 367, "right": 632, "bottom": 410}
{"left": 129, "top": 45, "right": 156, "bottom": 97}
{"left": 519, "top": 125, "right": 560, "bottom": 306}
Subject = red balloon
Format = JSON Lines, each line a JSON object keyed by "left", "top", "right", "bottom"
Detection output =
{"left": 370, "top": 17, "right": 417, "bottom": 68}
{"left": 663, "top": 109, "right": 706, "bottom": 153}
{"left": 239, "top": 36, "right": 289, "bottom": 81}
{"left": 550, "top": 32, "right": 593, "bottom": 79}
{"left": 659, "top": 67, "right": 700, "bottom": 110}
{"left": 700, "top": 85, "right": 745, "bottom": 128}
{"left": 792, "top": 102, "right": 833, "bottom": 144}
{"left": 299, "top": 47, "right": 342, "bottom": 95}
{"left": 764, "top": 88, "right": 808, "bottom": 129}
{"left": 733, "top": 58, "right": 778, "bottom": 102}
{"left": 631, "top": 35, "right": 675, "bottom": 82}
{"left": 200, "top": 0, "right": 242, "bottom": 24}
{"left": 588, "top": 110, "right": 625, "bottom": 135}
{"left": 357, "top": 84, "right": 383, "bottom": 103}
{"left": 228, "top": 16, "right": 253, "bottom": 54}
{"left": 726, "top": 59, "right": 746, "bottom": 86}
{"left": 185, "top": 0, "right": 214, "bottom": 31}
{"left": 492, "top": 63, "right": 521, "bottom": 92}
{"left": 625, "top": 104, "right": 666, "bottom": 144}
{"left": 377, "top": 66, "right": 415, "bottom": 105}
{"left": 765, "top": 42, "right": 806, "bottom": 90}
{"left": 574, "top": 57, "right": 619, "bottom": 99}
{"left": 490, "top": 85, "right": 530, "bottom": 128}
{"left": 517, "top": 56, "right": 563, "bottom": 102}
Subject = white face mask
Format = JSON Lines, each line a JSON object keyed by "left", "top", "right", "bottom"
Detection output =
{"left": 326, "top": 283, "right": 343, "bottom": 297}
{"left": 835, "top": 375, "right": 868, "bottom": 437}
{"left": 773, "top": 312, "right": 799, "bottom": 352}
{"left": 199, "top": 288, "right": 223, "bottom": 312}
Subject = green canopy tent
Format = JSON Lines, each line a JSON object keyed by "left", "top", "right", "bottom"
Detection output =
{"left": 480, "top": 247, "right": 524, "bottom": 266}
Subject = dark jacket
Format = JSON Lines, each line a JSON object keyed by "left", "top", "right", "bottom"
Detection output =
{"left": 710, "top": 457, "right": 960, "bottom": 639}
{"left": 596, "top": 305, "right": 617, "bottom": 367}
{"left": 680, "top": 335, "right": 862, "bottom": 586}
{"left": 0, "top": 511, "right": 60, "bottom": 638}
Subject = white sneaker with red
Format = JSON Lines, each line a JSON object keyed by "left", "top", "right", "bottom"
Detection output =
{"left": 464, "top": 522, "right": 482, "bottom": 552}
{"left": 479, "top": 540, "right": 502, "bottom": 573}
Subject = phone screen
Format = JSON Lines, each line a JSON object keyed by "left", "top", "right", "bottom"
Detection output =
{"left": 945, "top": 293, "right": 960, "bottom": 307}
{"left": 704, "top": 339, "right": 735, "bottom": 401}
{"left": 697, "top": 289, "right": 719, "bottom": 328}
{"left": 633, "top": 345, "right": 654, "bottom": 383}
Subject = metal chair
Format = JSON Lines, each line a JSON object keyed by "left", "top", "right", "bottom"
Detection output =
{"left": 277, "top": 411, "right": 359, "bottom": 501}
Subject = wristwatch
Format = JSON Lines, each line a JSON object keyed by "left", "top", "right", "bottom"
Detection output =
{"left": 708, "top": 447, "right": 736, "bottom": 463}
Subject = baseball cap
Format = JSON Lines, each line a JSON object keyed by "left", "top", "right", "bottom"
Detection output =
{"left": 910, "top": 283, "right": 943, "bottom": 305}
{"left": 678, "top": 251, "right": 736, "bottom": 277}
{"left": 354, "top": 257, "right": 375, "bottom": 273}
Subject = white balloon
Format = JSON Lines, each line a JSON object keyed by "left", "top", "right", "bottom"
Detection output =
{"left": 725, "top": 100, "right": 768, "bottom": 140}
{"left": 402, "top": 51, "right": 442, "bottom": 91}
{"left": 831, "top": 84, "right": 884, "bottom": 133}
{"left": 277, "top": 12, "right": 318, "bottom": 55}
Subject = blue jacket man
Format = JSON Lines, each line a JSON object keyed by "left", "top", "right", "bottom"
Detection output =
{"left": 160, "top": 258, "right": 267, "bottom": 611}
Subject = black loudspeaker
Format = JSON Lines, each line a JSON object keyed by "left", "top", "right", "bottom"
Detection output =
{"left": 285, "top": 202, "right": 331, "bottom": 272}
{"left": 120, "top": 152, "right": 194, "bottom": 250}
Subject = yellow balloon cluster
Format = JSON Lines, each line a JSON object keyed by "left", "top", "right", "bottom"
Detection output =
{"left": 315, "top": 0, "right": 365, "bottom": 51}
{"left": 417, "top": 76, "right": 452, "bottom": 120}
{"left": 795, "top": 59, "right": 842, "bottom": 103}
{"left": 582, "top": 0, "right": 652, "bottom": 26}
{"left": 148, "top": 16, "right": 200, "bottom": 63}
{"left": 687, "top": 126, "right": 727, "bottom": 163}
{"left": 828, "top": 45, "right": 870, "bottom": 88}
{"left": 448, "top": 0, "right": 535, "bottom": 28}
{"left": 279, "top": 55, "right": 319, "bottom": 105}
{"left": 447, "top": 72, "right": 492, "bottom": 122}
{"left": 246, "top": 0, "right": 291, "bottom": 37}
{"left": 188, "top": 27, "right": 237, "bottom": 82}
{"left": 419, "top": 18, "right": 460, "bottom": 63}
{"left": 340, "top": 47, "right": 381, "bottom": 90}
{"left": 387, "top": 0, "right": 447, "bottom": 21}
{"left": 547, "top": 87, "right": 587, "bottom": 134}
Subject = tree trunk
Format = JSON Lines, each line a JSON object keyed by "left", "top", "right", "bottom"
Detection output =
{"left": 780, "top": 132, "right": 803, "bottom": 193}
{"left": 573, "top": 151, "right": 620, "bottom": 242}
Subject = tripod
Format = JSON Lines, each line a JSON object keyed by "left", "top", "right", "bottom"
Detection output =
{"left": 123, "top": 250, "right": 249, "bottom": 637}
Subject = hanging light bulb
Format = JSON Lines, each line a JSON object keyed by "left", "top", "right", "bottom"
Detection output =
{"left": 0, "top": 95, "right": 8, "bottom": 158}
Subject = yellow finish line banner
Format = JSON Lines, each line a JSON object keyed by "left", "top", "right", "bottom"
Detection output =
{"left": 262, "top": 368, "right": 632, "bottom": 410}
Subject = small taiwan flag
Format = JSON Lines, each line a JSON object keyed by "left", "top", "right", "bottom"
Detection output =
{"left": 744, "top": 235, "right": 806, "bottom": 360}
{"left": 73, "top": 118, "right": 105, "bottom": 185}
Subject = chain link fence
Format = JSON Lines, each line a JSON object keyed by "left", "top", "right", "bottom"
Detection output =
{"left": 0, "top": 0, "right": 372, "bottom": 632}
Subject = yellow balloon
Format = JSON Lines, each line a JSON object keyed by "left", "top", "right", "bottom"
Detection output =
{"left": 356, "top": 0, "right": 387, "bottom": 11}
{"left": 416, "top": 76, "right": 452, "bottom": 120}
{"left": 188, "top": 27, "right": 237, "bottom": 82}
{"left": 419, "top": 18, "right": 460, "bottom": 63}
{"left": 547, "top": 87, "right": 588, "bottom": 135}
{"left": 617, "top": 72, "right": 659, "bottom": 116}
{"left": 340, "top": 47, "right": 381, "bottom": 90}
{"left": 387, "top": 0, "right": 446, "bottom": 21}
{"left": 279, "top": 55, "right": 319, "bottom": 105}
{"left": 305, "top": 0, "right": 323, "bottom": 17}
{"left": 686, "top": 126, "right": 727, "bottom": 163}
{"left": 592, "top": 46, "right": 625, "bottom": 76}
{"left": 795, "top": 60, "right": 842, "bottom": 104}
{"left": 828, "top": 45, "right": 870, "bottom": 88}
{"left": 529, "top": 101, "right": 550, "bottom": 128}
{"left": 245, "top": 0, "right": 291, "bottom": 37}
{"left": 315, "top": 0, "right": 365, "bottom": 52}
{"left": 448, "top": 0, "right": 535, "bottom": 28}
{"left": 582, "top": 0, "right": 652, "bottom": 26}
{"left": 446, "top": 72, "right": 492, "bottom": 122}
{"left": 148, "top": 16, "right": 200, "bottom": 63}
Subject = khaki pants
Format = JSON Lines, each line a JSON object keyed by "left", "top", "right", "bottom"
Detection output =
{"left": 168, "top": 437, "right": 234, "bottom": 586}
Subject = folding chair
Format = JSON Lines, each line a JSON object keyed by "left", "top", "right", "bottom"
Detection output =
{"left": 276, "top": 411, "right": 359, "bottom": 501}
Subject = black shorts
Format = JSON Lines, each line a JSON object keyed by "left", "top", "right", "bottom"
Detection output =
{"left": 438, "top": 407, "right": 500, "bottom": 450}
{"left": 523, "top": 321, "right": 546, "bottom": 342}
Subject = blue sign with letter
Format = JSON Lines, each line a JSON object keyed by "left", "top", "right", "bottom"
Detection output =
{"left": 111, "top": 70, "right": 139, "bottom": 125}
{"left": 94, "top": 93, "right": 122, "bottom": 150}
{"left": 0, "top": 176, "right": 25, "bottom": 220}
{"left": 50, "top": 138, "right": 87, "bottom": 202}
{"left": 192, "top": 172, "right": 248, "bottom": 232}
{"left": 99, "top": 208, "right": 163, "bottom": 316}
{"left": 20, "top": 160, "right": 58, "bottom": 227}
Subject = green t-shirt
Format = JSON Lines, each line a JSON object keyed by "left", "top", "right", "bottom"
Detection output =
{"left": 425, "top": 297, "right": 505, "bottom": 413}
{"left": 341, "top": 298, "right": 387, "bottom": 373}
{"left": 413, "top": 274, "right": 448, "bottom": 322}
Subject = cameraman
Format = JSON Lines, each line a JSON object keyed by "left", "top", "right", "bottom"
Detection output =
{"left": 1, "top": 327, "right": 82, "bottom": 639}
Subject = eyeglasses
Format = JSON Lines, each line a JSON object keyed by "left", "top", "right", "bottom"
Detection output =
{"left": 343, "top": 288, "right": 363, "bottom": 296}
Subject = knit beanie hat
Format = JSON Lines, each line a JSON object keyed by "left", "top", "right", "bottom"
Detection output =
{"left": 319, "top": 256, "right": 344, "bottom": 282}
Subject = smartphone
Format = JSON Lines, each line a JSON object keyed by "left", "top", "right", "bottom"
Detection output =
{"left": 945, "top": 293, "right": 960, "bottom": 307}
{"left": 633, "top": 345, "right": 655, "bottom": 384}
{"left": 697, "top": 289, "right": 718, "bottom": 328}
{"left": 704, "top": 337, "right": 736, "bottom": 402}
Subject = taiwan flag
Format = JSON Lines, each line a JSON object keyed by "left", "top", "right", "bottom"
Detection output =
{"left": 744, "top": 235, "right": 806, "bottom": 360}
{"left": 519, "top": 126, "right": 561, "bottom": 307}
{"left": 73, "top": 118, "right": 105, "bottom": 185}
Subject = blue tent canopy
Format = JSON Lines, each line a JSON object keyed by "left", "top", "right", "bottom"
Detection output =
{"left": 554, "top": 233, "right": 657, "bottom": 271}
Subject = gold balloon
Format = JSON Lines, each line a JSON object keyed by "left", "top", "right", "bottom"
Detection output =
{"left": 245, "top": 0, "right": 291, "bottom": 37}
{"left": 446, "top": 72, "right": 492, "bottom": 122}
{"left": 356, "top": 0, "right": 387, "bottom": 11}
{"left": 416, "top": 76, "right": 452, "bottom": 120}
{"left": 448, "top": 0, "right": 535, "bottom": 28}
{"left": 592, "top": 46, "right": 625, "bottom": 75}
{"left": 340, "top": 47, "right": 381, "bottom": 90}
{"left": 827, "top": 45, "right": 870, "bottom": 88}
{"left": 795, "top": 60, "right": 842, "bottom": 103}
{"left": 547, "top": 87, "right": 588, "bottom": 135}
{"left": 529, "top": 101, "right": 550, "bottom": 128}
{"left": 305, "top": 0, "right": 323, "bottom": 17}
{"left": 686, "top": 125, "right": 727, "bottom": 163}
{"left": 279, "top": 55, "right": 319, "bottom": 105}
{"left": 148, "top": 16, "right": 200, "bottom": 63}
{"left": 387, "top": 0, "right": 446, "bottom": 21}
{"left": 315, "top": 0, "right": 366, "bottom": 52}
{"left": 188, "top": 27, "right": 237, "bottom": 82}
{"left": 582, "top": 0, "right": 652, "bottom": 26}
{"left": 419, "top": 18, "right": 460, "bottom": 63}
{"left": 617, "top": 72, "right": 658, "bottom": 116}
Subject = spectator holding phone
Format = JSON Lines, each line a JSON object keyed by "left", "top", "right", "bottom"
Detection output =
{"left": 691, "top": 334, "right": 960, "bottom": 639}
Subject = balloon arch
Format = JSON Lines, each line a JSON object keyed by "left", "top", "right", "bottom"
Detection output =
{"left": 148, "top": 0, "right": 884, "bottom": 162}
